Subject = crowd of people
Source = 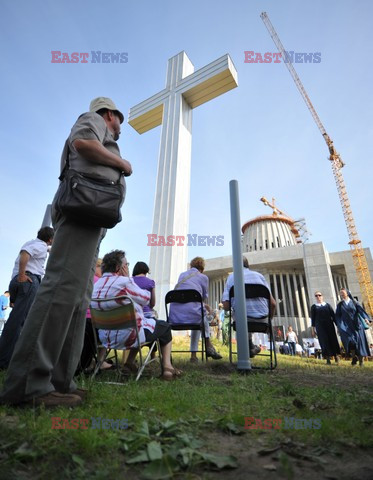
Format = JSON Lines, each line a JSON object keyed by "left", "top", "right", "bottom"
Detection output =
{"left": 0, "top": 97, "right": 371, "bottom": 409}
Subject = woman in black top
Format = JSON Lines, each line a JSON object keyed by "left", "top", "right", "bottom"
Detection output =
{"left": 311, "top": 291, "right": 340, "bottom": 365}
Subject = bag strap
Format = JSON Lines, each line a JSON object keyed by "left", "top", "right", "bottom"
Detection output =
{"left": 174, "top": 271, "right": 198, "bottom": 290}
{"left": 59, "top": 140, "right": 70, "bottom": 181}
{"left": 58, "top": 139, "right": 123, "bottom": 184}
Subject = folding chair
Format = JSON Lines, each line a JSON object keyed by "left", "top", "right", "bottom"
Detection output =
{"left": 228, "top": 284, "right": 277, "bottom": 370}
{"left": 165, "top": 289, "right": 207, "bottom": 361}
{"left": 90, "top": 295, "right": 161, "bottom": 382}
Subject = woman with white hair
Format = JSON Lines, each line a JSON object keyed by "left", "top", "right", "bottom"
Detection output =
{"left": 92, "top": 250, "right": 181, "bottom": 381}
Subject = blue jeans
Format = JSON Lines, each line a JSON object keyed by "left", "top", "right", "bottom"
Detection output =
{"left": 288, "top": 342, "right": 296, "bottom": 356}
{"left": 0, "top": 273, "right": 41, "bottom": 368}
{"left": 0, "top": 209, "right": 104, "bottom": 403}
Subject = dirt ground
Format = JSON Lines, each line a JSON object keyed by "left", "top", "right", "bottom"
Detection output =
{"left": 199, "top": 434, "right": 373, "bottom": 480}
{"left": 185, "top": 362, "right": 373, "bottom": 480}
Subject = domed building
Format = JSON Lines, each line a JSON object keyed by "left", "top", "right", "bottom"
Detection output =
{"left": 242, "top": 213, "right": 301, "bottom": 252}
{"left": 204, "top": 205, "right": 373, "bottom": 340}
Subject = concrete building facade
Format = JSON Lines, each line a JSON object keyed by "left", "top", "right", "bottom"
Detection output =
{"left": 204, "top": 213, "right": 373, "bottom": 341}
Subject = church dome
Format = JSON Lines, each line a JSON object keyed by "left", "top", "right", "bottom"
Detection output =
{"left": 242, "top": 214, "right": 300, "bottom": 252}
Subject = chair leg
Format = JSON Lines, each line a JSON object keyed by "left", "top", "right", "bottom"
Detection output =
{"left": 90, "top": 326, "right": 109, "bottom": 380}
{"left": 157, "top": 340, "right": 163, "bottom": 369}
{"left": 268, "top": 324, "right": 277, "bottom": 370}
{"left": 200, "top": 324, "right": 206, "bottom": 362}
{"left": 202, "top": 334, "right": 207, "bottom": 362}
{"left": 229, "top": 321, "right": 232, "bottom": 364}
{"left": 135, "top": 342, "right": 158, "bottom": 381}
{"left": 91, "top": 347, "right": 108, "bottom": 380}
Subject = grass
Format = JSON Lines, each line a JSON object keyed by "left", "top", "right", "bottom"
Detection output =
{"left": 0, "top": 337, "right": 372, "bottom": 479}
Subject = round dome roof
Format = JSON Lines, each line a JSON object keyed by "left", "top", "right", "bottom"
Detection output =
{"left": 242, "top": 214, "right": 300, "bottom": 252}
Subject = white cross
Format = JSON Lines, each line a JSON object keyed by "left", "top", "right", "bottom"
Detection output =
{"left": 128, "top": 51, "right": 238, "bottom": 317}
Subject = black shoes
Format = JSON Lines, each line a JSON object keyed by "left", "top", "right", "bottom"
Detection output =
{"left": 351, "top": 355, "right": 358, "bottom": 366}
{"left": 206, "top": 347, "right": 222, "bottom": 360}
{"left": 249, "top": 345, "right": 261, "bottom": 358}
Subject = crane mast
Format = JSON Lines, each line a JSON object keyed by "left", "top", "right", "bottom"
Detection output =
{"left": 261, "top": 12, "right": 373, "bottom": 315}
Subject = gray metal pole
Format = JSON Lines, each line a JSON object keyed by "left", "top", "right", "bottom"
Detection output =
{"left": 41, "top": 204, "right": 52, "bottom": 228}
{"left": 229, "top": 180, "right": 251, "bottom": 370}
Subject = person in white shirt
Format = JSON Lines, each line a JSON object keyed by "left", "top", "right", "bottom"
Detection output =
{"left": 0, "top": 227, "right": 54, "bottom": 369}
{"left": 222, "top": 257, "right": 276, "bottom": 357}
{"left": 286, "top": 326, "right": 298, "bottom": 356}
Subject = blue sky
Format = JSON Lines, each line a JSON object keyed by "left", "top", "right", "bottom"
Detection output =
{"left": 0, "top": 0, "right": 372, "bottom": 289}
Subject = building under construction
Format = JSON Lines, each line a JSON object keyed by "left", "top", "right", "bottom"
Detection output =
{"left": 204, "top": 201, "right": 373, "bottom": 341}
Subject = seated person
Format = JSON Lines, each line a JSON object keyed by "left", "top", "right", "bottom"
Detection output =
{"left": 132, "top": 261, "right": 157, "bottom": 359}
{"left": 280, "top": 343, "right": 290, "bottom": 355}
{"left": 222, "top": 257, "right": 276, "bottom": 358}
{"left": 295, "top": 343, "right": 304, "bottom": 356}
{"left": 307, "top": 343, "right": 316, "bottom": 357}
{"left": 92, "top": 250, "right": 181, "bottom": 381}
{"left": 132, "top": 262, "right": 156, "bottom": 318}
{"left": 168, "top": 256, "right": 222, "bottom": 362}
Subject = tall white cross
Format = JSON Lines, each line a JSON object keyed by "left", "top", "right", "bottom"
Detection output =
{"left": 128, "top": 51, "right": 238, "bottom": 317}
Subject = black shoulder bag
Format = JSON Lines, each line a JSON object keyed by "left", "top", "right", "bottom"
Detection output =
{"left": 54, "top": 149, "right": 125, "bottom": 229}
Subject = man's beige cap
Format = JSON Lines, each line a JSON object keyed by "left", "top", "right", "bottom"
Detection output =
{"left": 89, "top": 97, "right": 124, "bottom": 124}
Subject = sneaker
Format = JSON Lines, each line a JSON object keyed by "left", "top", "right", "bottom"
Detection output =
{"left": 249, "top": 345, "right": 261, "bottom": 358}
{"left": 28, "top": 391, "right": 82, "bottom": 408}
{"left": 326, "top": 359, "right": 331, "bottom": 365}
{"left": 190, "top": 357, "right": 199, "bottom": 363}
{"left": 206, "top": 347, "right": 223, "bottom": 360}
{"left": 351, "top": 355, "right": 358, "bottom": 366}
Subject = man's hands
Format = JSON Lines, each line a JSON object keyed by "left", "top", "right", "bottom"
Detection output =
{"left": 18, "top": 272, "right": 32, "bottom": 283}
{"left": 121, "top": 158, "right": 133, "bottom": 177}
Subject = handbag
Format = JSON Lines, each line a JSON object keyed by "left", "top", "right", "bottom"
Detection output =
{"left": 358, "top": 313, "right": 370, "bottom": 330}
{"left": 351, "top": 298, "right": 371, "bottom": 331}
{"left": 54, "top": 149, "right": 125, "bottom": 229}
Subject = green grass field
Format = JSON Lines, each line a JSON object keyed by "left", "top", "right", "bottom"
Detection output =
{"left": 0, "top": 338, "right": 372, "bottom": 480}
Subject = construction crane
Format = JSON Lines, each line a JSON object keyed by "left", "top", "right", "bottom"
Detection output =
{"left": 261, "top": 11, "right": 373, "bottom": 315}
{"left": 260, "top": 196, "right": 311, "bottom": 244}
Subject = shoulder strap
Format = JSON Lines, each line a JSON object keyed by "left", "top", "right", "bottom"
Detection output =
{"left": 59, "top": 140, "right": 70, "bottom": 180}
{"left": 174, "top": 271, "right": 198, "bottom": 290}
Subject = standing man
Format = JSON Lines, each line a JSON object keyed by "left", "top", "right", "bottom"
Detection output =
{"left": 222, "top": 257, "right": 276, "bottom": 357}
{"left": 0, "top": 98, "right": 132, "bottom": 407}
{"left": 0, "top": 228, "right": 54, "bottom": 368}
{"left": 0, "top": 291, "right": 10, "bottom": 334}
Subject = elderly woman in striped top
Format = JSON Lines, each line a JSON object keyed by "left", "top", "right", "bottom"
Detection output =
{"left": 92, "top": 250, "right": 181, "bottom": 381}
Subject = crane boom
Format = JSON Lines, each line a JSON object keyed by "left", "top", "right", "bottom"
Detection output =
{"left": 261, "top": 12, "right": 373, "bottom": 315}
